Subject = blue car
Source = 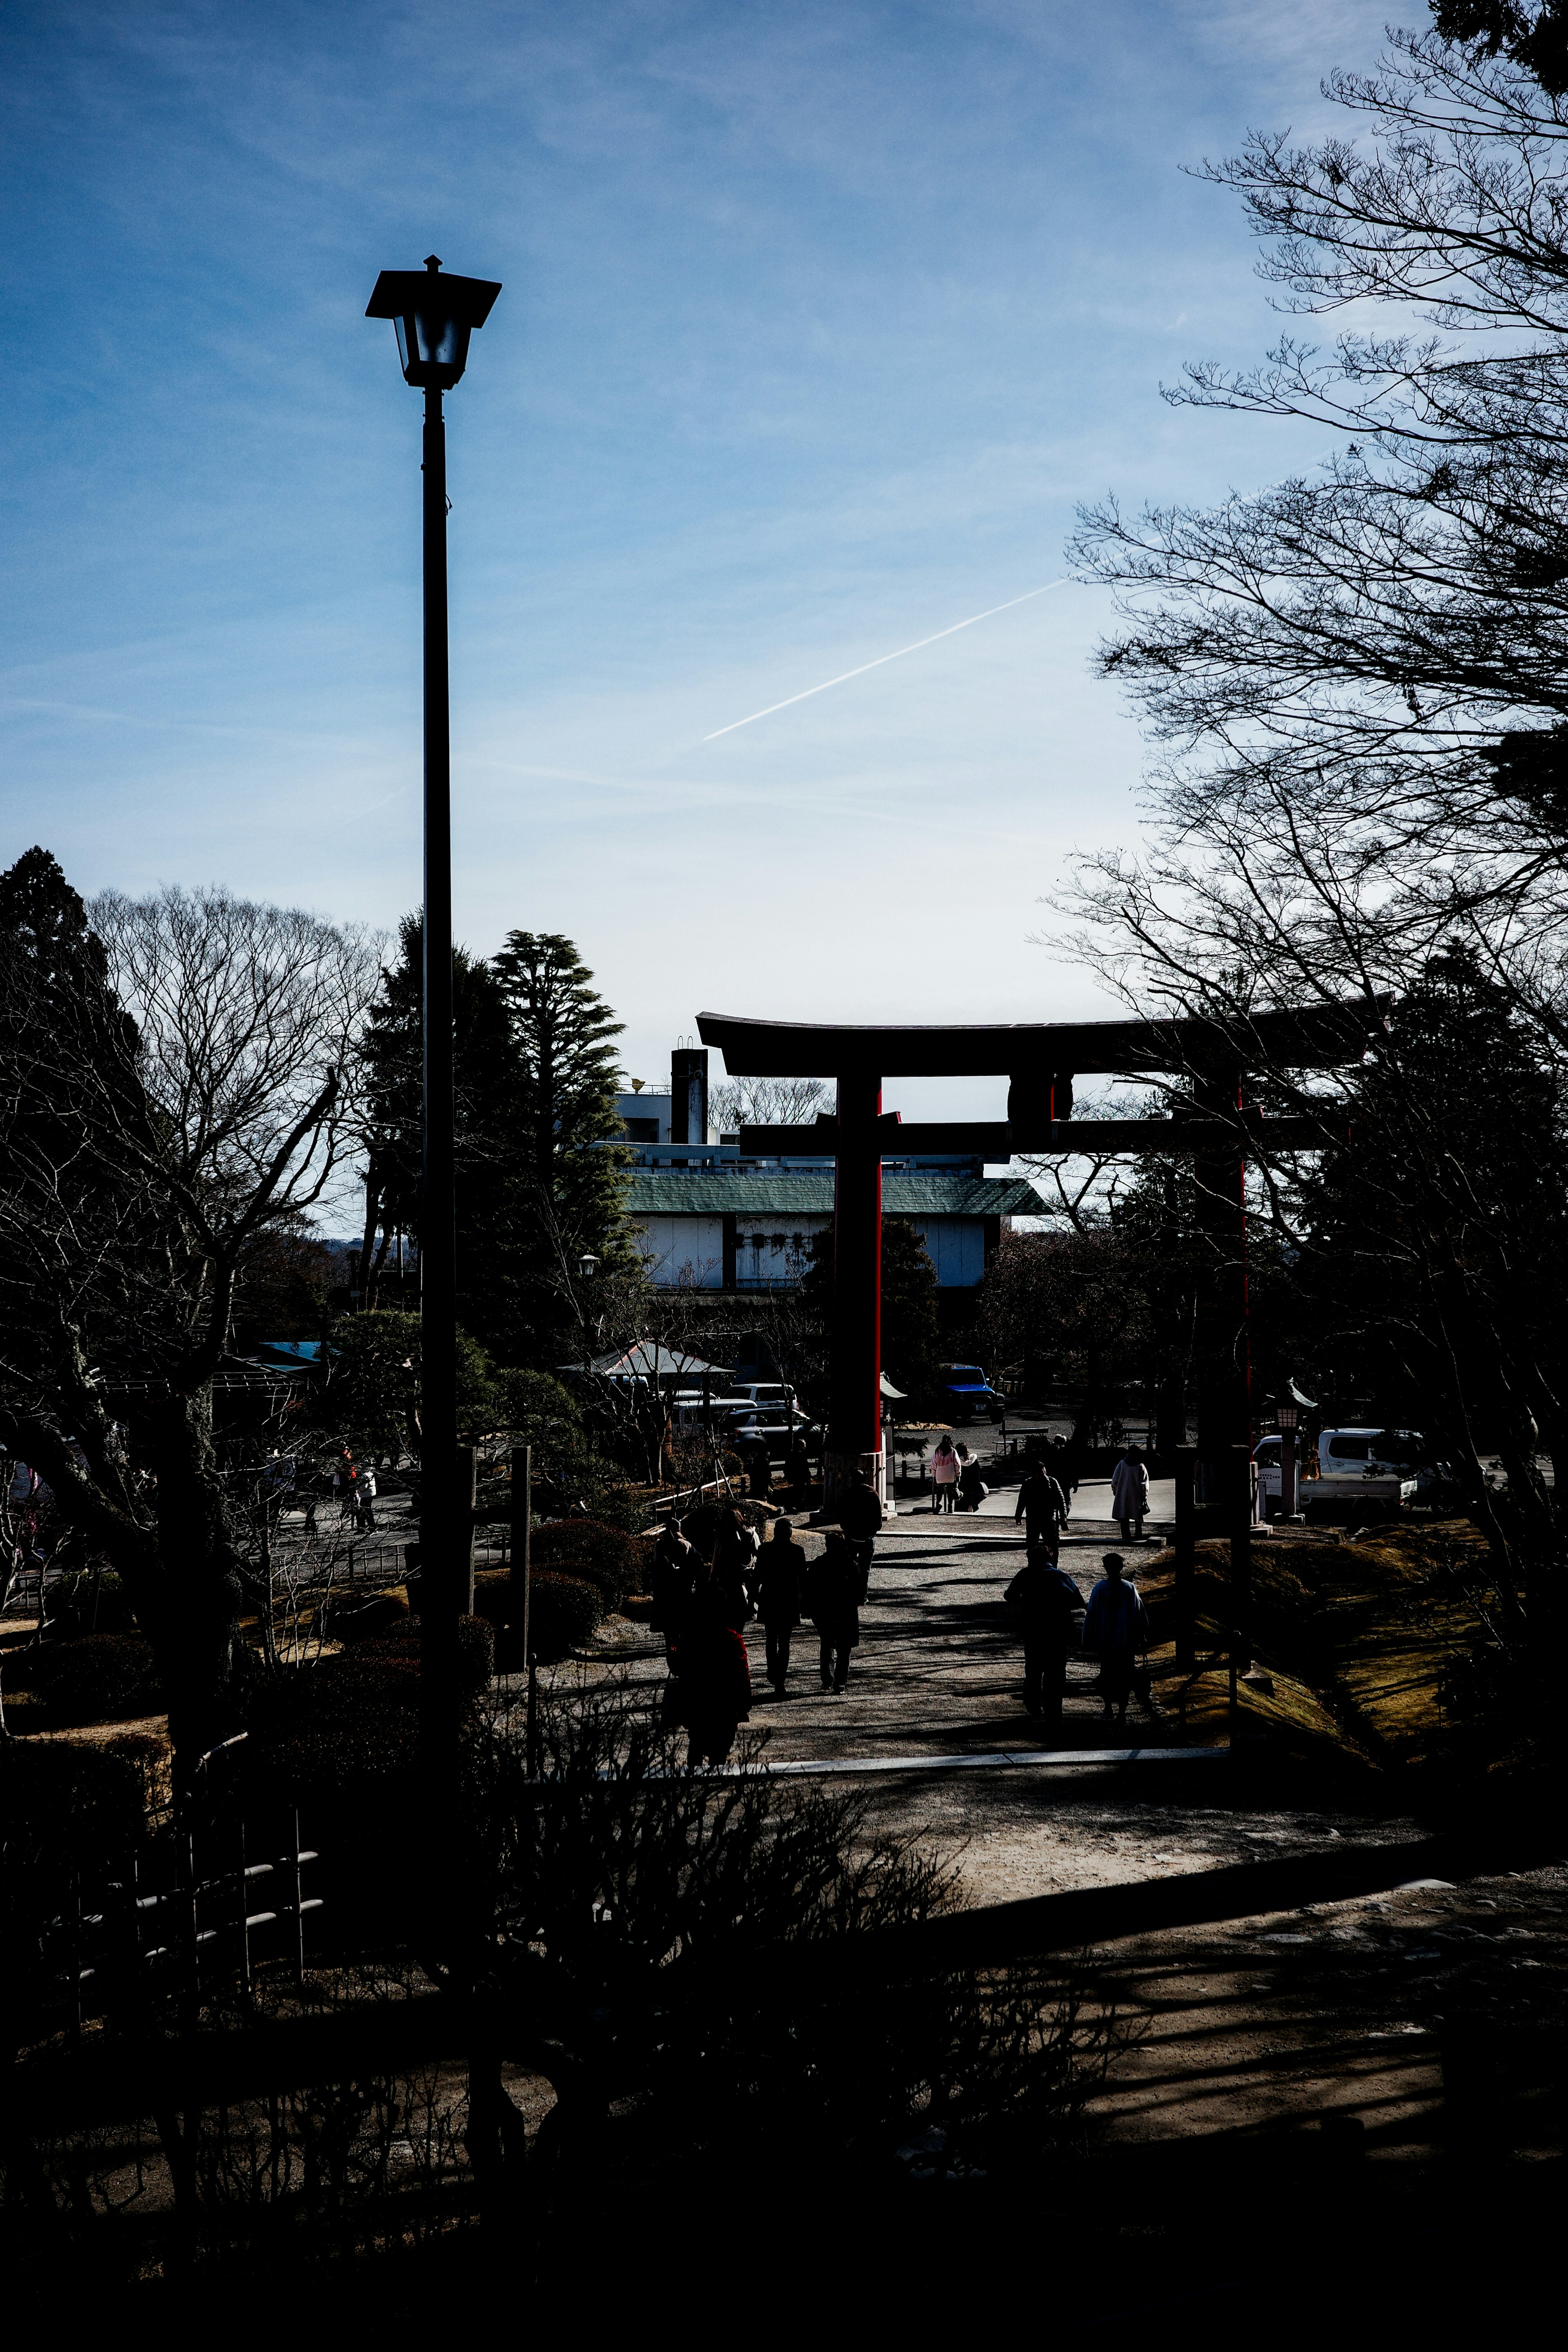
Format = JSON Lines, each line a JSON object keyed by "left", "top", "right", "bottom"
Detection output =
{"left": 937, "top": 1364, "right": 1006, "bottom": 1423}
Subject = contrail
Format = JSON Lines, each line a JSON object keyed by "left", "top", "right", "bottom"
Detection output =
{"left": 702, "top": 577, "right": 1070, "bottom": 741}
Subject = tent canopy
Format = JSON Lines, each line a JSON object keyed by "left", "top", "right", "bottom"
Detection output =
{"left": 574, "top": 1341, "right": 735, "bottom": 1385}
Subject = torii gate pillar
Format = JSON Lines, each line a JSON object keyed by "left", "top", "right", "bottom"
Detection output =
{"left": 824, "top": 1071, "right": 885, "bottom": 1508}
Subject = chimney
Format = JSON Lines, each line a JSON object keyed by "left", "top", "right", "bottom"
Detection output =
{"left": 670, "top": 1047, "right": 708, "bottom": 1146}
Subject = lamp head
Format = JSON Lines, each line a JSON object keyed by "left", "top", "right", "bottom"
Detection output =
{"left": 365, "top": 254, "right": 501, "bottom": 391}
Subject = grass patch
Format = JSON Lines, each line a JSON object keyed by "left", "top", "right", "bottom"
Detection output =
{"left": 1129, "top": 1523, "right": 1492, "bottom": 1776}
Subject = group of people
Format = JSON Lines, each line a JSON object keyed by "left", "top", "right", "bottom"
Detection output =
{"left": 648, "top": 1469, "right": 886, "bottom": 1764}
{"left": 646, "top": 1442, "right": 1152, "bottom": 1759}
{"left": 1003, "top": 1544, "right": 1149, "bottom": 1729}
{"left": 1005, "top": 1451, "right": 1151, "bottom": 1724}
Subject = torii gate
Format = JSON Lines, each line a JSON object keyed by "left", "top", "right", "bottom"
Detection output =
{"left": 697, "top": 1005, "right": 1369, "bottom": 1511}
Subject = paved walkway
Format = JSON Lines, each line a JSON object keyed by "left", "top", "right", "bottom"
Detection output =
{"left": 552, "top": 1514, "right": 1422, "bottom": 1913}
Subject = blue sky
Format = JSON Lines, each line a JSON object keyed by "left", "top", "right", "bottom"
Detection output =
{"left": 1, "top": 0, "right": 1388, "bottom": 1118}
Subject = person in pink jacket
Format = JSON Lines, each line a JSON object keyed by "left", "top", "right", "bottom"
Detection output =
{"left": 930, "top": 1435, "right": 960, "bottom": 1514}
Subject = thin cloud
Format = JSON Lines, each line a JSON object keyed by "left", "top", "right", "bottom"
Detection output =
{"left": 701, "top": 579, "right": 1071, "bottom": 740}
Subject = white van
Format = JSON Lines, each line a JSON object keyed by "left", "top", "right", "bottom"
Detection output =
{"left": 1256, "top": 1426, "right": 1421, "bottom": 1521}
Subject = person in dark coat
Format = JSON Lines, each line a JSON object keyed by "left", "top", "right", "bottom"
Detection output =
{"left": 677, "top": 1576, "right": 753, "bottom": 1765}
{"left": 710, "top": 1507, "right": 759, "bottom": 1630}
{"left": 1082, "top": 1552, "right": 1150, "bottom": 1726}
{"left": 784, "top": 1435, "right": 812, "bottom": 1506}
{"left": 1014, "top": 1461, "right": 1070, "bottom": 1561}
{"left": 649, "top": 1515, "right": 699, "bottom": 1663}
{"left": 1003, "top": 1554, "right": 1081, "bottom": 1726}
{"left": 755, "top": 1519, "right": 805, "bottom": 1693}
{"left": 807, "top": 1532, "right": 862, "bottom": 1693}
{"left": 743, "top": 1432, "right": 772, "bottom": 1500}
{"left": 836, "top": 1468, "right": 882, "bottom": 1596}
{"left": 958, "top": 1453, "right": 987, "bottom": 1513}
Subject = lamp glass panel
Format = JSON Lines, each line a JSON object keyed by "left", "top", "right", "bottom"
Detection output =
{"left": 412, "top": 303, "right": 466, "bottom": 370}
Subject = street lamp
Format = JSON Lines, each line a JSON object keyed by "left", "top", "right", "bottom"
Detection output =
{"left": 578, "top": 1252, "right": 601, "bottom": 1281}
{"left": 1276, "top": 1393, "right": 1300, "bottom": 1520}
{"left": 366, "top": 254, "right": 500, "bottom": 1748}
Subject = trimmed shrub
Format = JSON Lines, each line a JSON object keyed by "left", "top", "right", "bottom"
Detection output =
{"left": 5, "top": 1634, "right": 164, "bottom": 1727}
{"left": 521, "top": 1572, "right": 601, "bottom": 1665}
{"left": 456, "top": 1614, "right": 494, "bottom": 1692}
{"left": 329, "top": 1584, "right": 411, "bottom": 1644}
{"left": 0, "top": 1736, "right": 150, "bottom": 1864}
{"left": 470, "top": 1568, "right": 510, "bottom": 1630}
{"left": 530, "top": 1520, "right": 652, "bottom": 1610}
{"left": 43, "top": 1566, "right": 139, "bottom": 1636}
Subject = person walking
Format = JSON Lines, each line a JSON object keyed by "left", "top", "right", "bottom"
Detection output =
{"left": 1082, "top": 1553, "right": 1150, "bottom": 1727}
{"left": 806, "top": 1532, "right": 862, "bottom": 1694}
{"left": 650, "top": 1514, "right": 699, "bottom": 1664}
{"left": 1111, "top": 1446, "right": 1151, "bottom": 1544}
{"left": 1003, "top": 1552, "right": 1082, "bottom": 1726}
{"left": 356, "top": 1462, "right": 379, "bottom": 1532}
{"left": 333, "top": 1447, "right": 359, "bottom": 1524}
{"left": 710, "top": 1506, "right": 759, "bottom": 1630}
{"left": 931, "top": 1435, "right": 960, "bottom": 1514}
{"left": 743, "top": 1430, "right": 772, "bottom": 1500}
{"left": 836, "top": 1467, "right": 882, "bottom": 1593}
{"left": 1014, "top": 1459, "right": 1070, "bottom": 1561}
{"left": 958, "top": 1450, "right": 987, "bottom": 1513}
{"left": 1046, "top": 1432, "right": 1078, "bottom": 1500}
{"left": 755, "top": 1519, "right": 805, "bottom": 1694}
{"left": 677, "top": 1575, "right": 753, "bottom": 1765}
{"left": 784, "top": 1434, "right": 812, "bottom": 1507}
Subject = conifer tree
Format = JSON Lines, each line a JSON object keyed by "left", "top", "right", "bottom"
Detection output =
{"left": 489, "top": 931, "right": 635, "bottom": 1365}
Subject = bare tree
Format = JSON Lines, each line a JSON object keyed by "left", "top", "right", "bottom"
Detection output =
{"left": 1052, "top": 16, "right": 1568, "bottom": 1608}
{"left": 1067, "top": 20, "right": 1568, "bottom": 1006}
{"left": 709, "top": 1075, "right": 831, "bottom": 1134}
{"left": 0, "top": 854, "right": 381, "bottom": 1760}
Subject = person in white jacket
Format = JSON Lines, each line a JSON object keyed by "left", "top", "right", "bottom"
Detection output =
{"left": 1110, "top": 1446, "right": 1150, "bottom": 1543}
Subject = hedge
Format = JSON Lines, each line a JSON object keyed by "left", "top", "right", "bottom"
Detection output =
{"left": 43, "top": 1567, "right": 139, "bottom": 1637}
{"left": 530, "top": 1520, "right": 653, "bottom": 1609}
{"left": 0, "top": 1736, "right": 151, "bottom": 1865}
{"left": 244, "top": 1639, "right": 428, "bottom": 1812}
{"left": 328, "top": 1584, "right": 412, "bottom": 1644}
{"left": 466, "top": 1565, "right": 603, "bottom": 1665}
{"left": 528, "top": 1572, "right": 601, "bottom": 1662}
{"left": 4, "top": 1634, "right": 164, "bottom": 1728}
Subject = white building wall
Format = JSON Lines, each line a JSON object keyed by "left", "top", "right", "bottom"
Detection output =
{"left": 733, "top": 1213, "right": 832, "bottom": 1289}
{"left": 635, "top": 1214, "right": 726, "bottom": 1289}
{"left": 911, "top": 1216, "right": 987, "bottom": 1287}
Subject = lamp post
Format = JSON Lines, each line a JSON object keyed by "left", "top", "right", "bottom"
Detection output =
{"left": 366, "top": 256, "right": 500, "bottom": 1764}
{"left": 1276, "top": 1394, "right": 1300, "bottom": 1522}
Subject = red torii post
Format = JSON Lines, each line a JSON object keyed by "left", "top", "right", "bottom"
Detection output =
{"left": 826, "top": 1072, "right": 889, "bottom": 1503}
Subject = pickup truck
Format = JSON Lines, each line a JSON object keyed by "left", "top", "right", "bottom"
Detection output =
{"left": 1255, "top": 1426, "right": 1421, "bottom": 1523}
{"left": 937, "top": 1364, "right": 1007, "bottom": 1423}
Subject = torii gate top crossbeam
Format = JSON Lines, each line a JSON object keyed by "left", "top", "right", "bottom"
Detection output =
{"left": 696, "top": 1003, "right": 1378, "bottom": 1077}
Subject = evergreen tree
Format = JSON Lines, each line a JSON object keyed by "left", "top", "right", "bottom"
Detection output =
{"left": 356, "top": 916, "right": 513, "bottom": 1331}
{"left": 489, "top": 931, "right": 634, "bottom": 1366}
